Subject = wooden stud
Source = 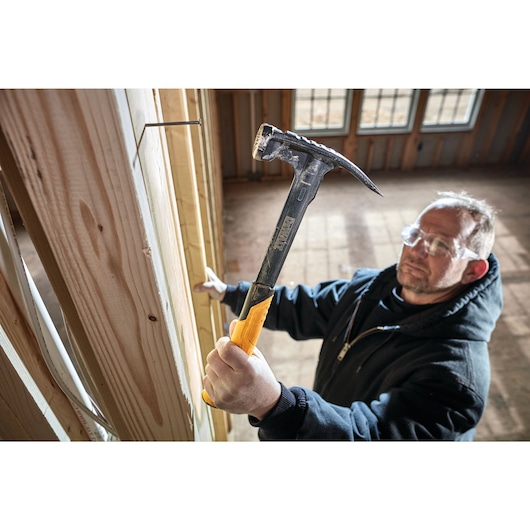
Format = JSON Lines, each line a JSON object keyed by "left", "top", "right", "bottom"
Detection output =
{"left": 401, "top": 90, "right": 429, "bottom": 171}
{"left": 0, "top": 269, "right": 90, "bottom": 440}
{"left": 232, "top": 92, "right": 242, "bottom": 179}
{"left": 478, "top": 90, "right": 509, "bottom": 164}
{"left": 159, "top": 89, "right": 228, "bottom": 440}
{"left": 455, "top": 91, "right": 493, "bottom": 168}
{"left": 343, "top": 89, "right": 363, "bottom": 163}
{"left": 384, "top": 136, "right": 395, "bottom": 171}
{"left": 501, "top": 91, "right": 530, "bottom": 163}
{"left": 432, "top": 135, "right": 445, "bottom": 167}
{"left": 365, "top": 138, "right": 375, "bottom": 172}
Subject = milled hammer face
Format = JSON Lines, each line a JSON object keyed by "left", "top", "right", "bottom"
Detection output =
{"left": 250, "top": 123, "right": 382, "bottom": 290}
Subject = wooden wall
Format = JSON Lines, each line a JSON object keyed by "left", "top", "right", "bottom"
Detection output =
{"left": 0, "top": 89, "right": 227, "bottom": 441}
{"left": 215, "top": 89, "right": 530, "bottom": 180}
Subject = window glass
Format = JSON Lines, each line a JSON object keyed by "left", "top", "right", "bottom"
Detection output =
{"left": 292, "top": 89, "right": 352, "bottom": 135}
{"left": 358, "top": 89, "right": 417, "bottom": 133}
{"left": 422, "top": 89, "right": 483, "bottom": 130}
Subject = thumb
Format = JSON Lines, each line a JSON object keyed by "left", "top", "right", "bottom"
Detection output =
{"left": 228, "top": 319, "right": 238, "bottom": 337}
{"left": 228, "top": 319, "right": 265, "bottom": 359}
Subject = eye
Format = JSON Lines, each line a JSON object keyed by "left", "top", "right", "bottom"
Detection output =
{"left": 429, "top": 236, "right": 454, "bottom": 256}
{"left": 432, "top": 237, "right": 450, "bottom": 251}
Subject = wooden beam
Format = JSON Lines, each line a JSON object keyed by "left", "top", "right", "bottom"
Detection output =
{"left": 194, "top": 89, "right": 230, "bottom": 438}
{"left": 478, "top": 89, "right": 509, "bottom": 164}
{"left": 401, "top": 90, "right": 430, "bottom": 171}
{"left": 126, "top": 88, "right": 215, "bottom": 440}
{"left": 432, "top": 135, "right": 445, "bottom": 167}
{"left": 520, "top": 133, "right": 530, "bottom": 164}
{"left": 158, "top": 89, "right": 228, "bottom": 440}
{"left": 384, "top": 136, "right": 394, "bottom": 171}
{"left": 455, "top": 91, "right": 493, "bottom": 168}
{"left": 198, "top": 90, "right": 226, "bottom": 278}
{"left": 343, "top": 89, "right": 363, "bottom": 163}
{"left": 0, "top": 269, "right": 89, "bottom": 440}
{"left": 365, "top": 138, "right": 375, "bottom": 172}
{"left": 501, "top": 91, "right": 530, "bottom": 163}
{"left": 0, "top": 342, "right": 58, "bottom": 440}
{"left": 0, "top": 89, "right": 209, "bottom": 440}
{"left": 232, "top": 92, "right": 242, "bottom": 178}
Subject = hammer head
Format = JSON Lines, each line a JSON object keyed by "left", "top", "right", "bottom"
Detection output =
{"left": 252, "top": 123, "right": 383, "bottom": 196}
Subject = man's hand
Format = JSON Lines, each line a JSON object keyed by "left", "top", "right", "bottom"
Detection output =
{"left": 193, "top": 267, "right": 227, "bottom": 301}
{"left": 203, "top": 320, "right": 281, "bottom": 420}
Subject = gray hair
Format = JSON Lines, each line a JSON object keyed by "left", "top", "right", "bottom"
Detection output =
{"left": 432, "top": 191, "right": 497, "bottom": 259}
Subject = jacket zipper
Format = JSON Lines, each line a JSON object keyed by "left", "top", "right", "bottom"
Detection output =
{"left": 336, "top": 326, "right": 389, "bottom": 362}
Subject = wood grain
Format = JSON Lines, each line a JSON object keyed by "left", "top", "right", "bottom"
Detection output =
{"left": 0, "top": 89, "right": 202, "bottom": 440}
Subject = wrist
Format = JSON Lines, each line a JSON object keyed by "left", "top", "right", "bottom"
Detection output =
{"left": 250, "top": 381, "right": 281, "bottom": 421}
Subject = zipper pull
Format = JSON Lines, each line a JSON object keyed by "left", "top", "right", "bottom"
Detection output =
{"left": 337, "top": 342, "right": 351, "bottom": 362}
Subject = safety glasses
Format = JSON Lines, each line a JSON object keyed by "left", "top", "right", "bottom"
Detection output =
{"left": 401, "top": 224, "right": 479, "bottom": 260}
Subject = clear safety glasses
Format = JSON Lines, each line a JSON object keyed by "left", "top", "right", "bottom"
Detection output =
{"left": 401, "top": 224, "right": 479, "bottom": 260}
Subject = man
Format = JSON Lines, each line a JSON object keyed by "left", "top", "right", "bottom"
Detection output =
{"left": 195, "top": 191, "right": 503, "bottom": 440}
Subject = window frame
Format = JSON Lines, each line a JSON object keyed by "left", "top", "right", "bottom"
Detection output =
{"left": 357, "top": 89, "right": 420, "bottom": 136}
{"left": 420, "top": 89, "right": 485, "bottom": 133}
{"left": 291, "top": 89, "right": 354, "bottom": 137}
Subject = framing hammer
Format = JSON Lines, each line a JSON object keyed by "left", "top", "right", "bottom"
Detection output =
{"left": 202, "top": 123, "right": 382, "bottom": 407}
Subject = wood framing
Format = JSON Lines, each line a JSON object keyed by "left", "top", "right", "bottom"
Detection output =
{"left": 158, "top": 89, "right": 228, "bottom": 440}
{"left": 0, "top": 89, "right": 217, "bottom": 441}
{"left": 501, "top": 92, "right": 530, "bottom": 163}
{"left": 401, "top": 90, "right": 430, "bottom": 171}
{"left": 455, "top": 90, "right": 494, "bottom": 168}
{"left": 478, "top": 90, "right": 509, "bottom": 164}
{"left": 343, "top": 89, "right": 363, "bottom": 163}
{"left": 0, "top": 268, "right": 89, "bottom": 440}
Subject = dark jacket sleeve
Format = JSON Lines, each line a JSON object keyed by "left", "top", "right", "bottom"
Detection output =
{"left": 250, "top": 371, "right": 486, "bottom": 441}
{"left": 223, "top": 278, "right": 358, "bottom": 340}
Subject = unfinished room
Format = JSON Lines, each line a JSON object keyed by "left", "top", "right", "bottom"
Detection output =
{"left": 0, "top": 88, "right": 528, "bottom": 443}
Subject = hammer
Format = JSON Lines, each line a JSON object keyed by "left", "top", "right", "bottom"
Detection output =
{"left": 202, "top": 123, "right": 382, "bottom": 407}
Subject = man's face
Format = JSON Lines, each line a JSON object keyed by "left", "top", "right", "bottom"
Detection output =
{"left": 396, "top": 203, "right": 477, "bottom": 304}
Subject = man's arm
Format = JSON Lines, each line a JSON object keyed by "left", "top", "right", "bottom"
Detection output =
{"left": 252, "top": 375, "right": 485, "bottom": 441}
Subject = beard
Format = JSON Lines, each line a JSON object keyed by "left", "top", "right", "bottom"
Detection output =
{"left": 396, "top": 255, "right": 465, "bottom": 304}
{"left": 397, "top": 258, "right": 431, "bottom": 294}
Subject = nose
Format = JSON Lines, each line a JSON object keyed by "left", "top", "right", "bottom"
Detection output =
{"left": 409, "top": 238, "right": 429, "bottom": 258}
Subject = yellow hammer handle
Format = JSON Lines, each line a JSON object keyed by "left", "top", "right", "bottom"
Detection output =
{"left": 202, "top": 294, "right": 273, "bottom": 407}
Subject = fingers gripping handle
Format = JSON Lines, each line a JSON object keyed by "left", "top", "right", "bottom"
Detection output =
{"left": 202, "top": 289, "right": 274, "bottom": 407}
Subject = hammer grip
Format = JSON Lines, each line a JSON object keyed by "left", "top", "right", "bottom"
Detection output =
{"left": 231, "top": 294, "right": 274, "bottom": 354}
{"left": 202, "top": 289, "right": 274, "bottom": 408}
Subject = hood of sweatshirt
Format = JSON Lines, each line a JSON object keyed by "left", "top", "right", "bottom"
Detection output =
{"left": 362, "top": 253, "right": 503, "bottom": 342}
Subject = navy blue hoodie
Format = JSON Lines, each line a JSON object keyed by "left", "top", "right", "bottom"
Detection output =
{"left": 222, "top": 254, "right": 503, "bottom": 440}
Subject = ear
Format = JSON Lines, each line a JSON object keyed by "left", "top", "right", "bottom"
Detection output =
{"left": 461, "top": 259, "right": 489, "bottom": 285}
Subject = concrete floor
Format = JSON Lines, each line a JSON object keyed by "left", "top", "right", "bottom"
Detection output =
{"left": 221, "top": 165, "right": 530, "bottom": 441}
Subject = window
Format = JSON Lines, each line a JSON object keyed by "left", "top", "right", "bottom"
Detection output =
{"left": 421, "top": 89, "right": 484, "bottom": 132}
{"left": 358, "top": 89, "right": 418, "bottom": 134}
{"left": 292, "top": 89, "right": 353, "bottom": 136}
